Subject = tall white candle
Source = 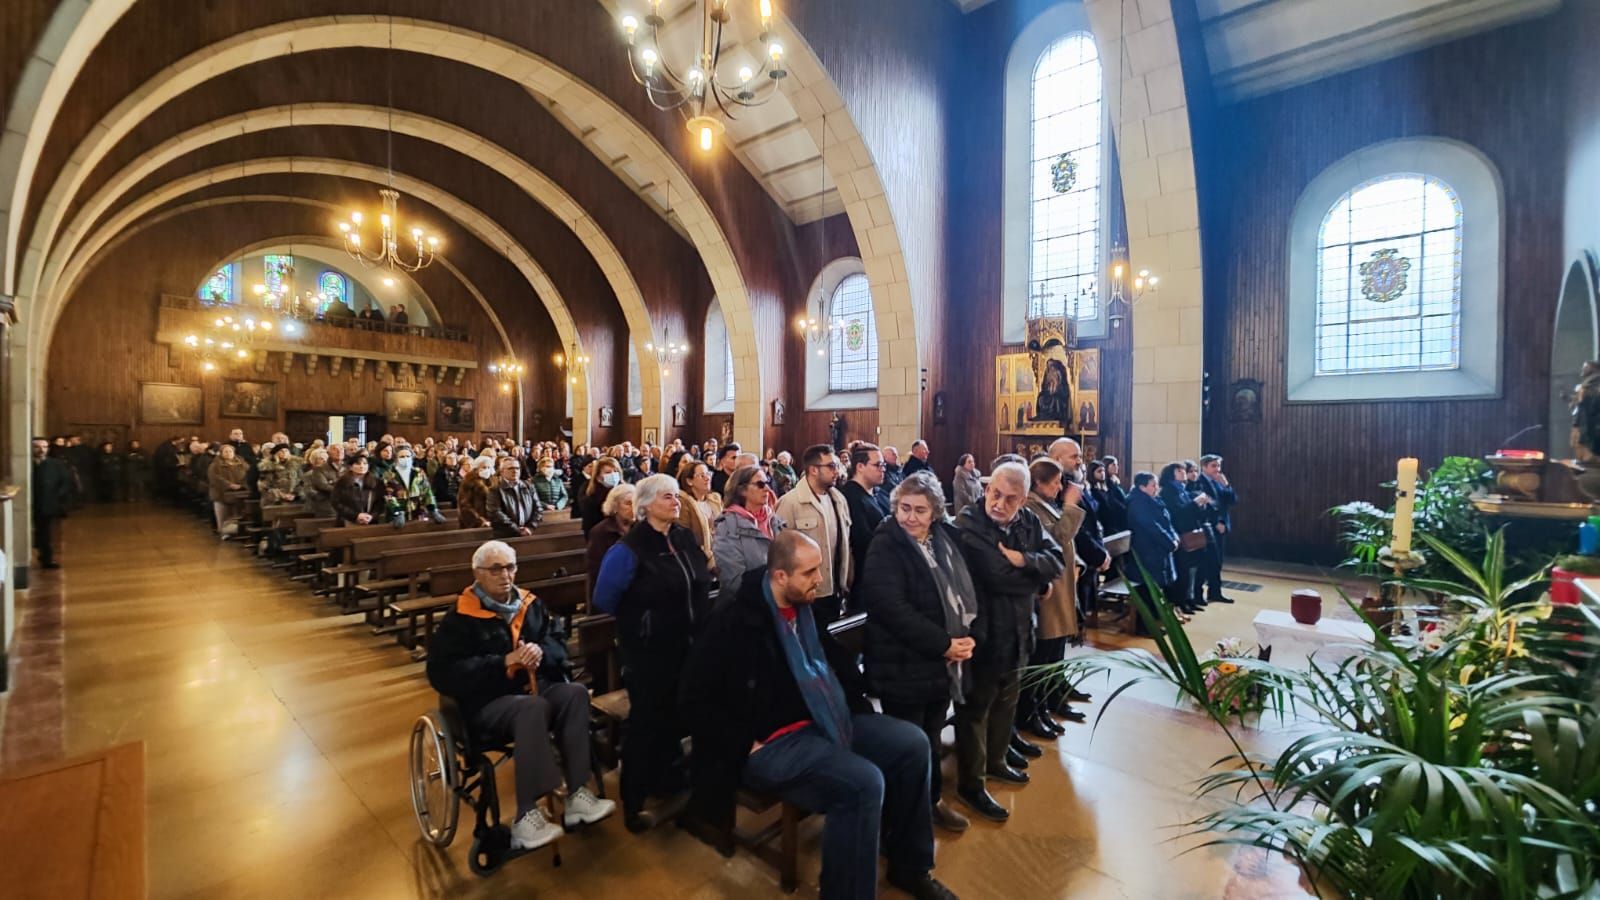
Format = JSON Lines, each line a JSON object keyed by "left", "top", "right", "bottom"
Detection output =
{"left": 1392, "top": 457, "right": 1419, "bottom": 555}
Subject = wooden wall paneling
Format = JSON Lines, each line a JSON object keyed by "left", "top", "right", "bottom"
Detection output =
{"left": 1200, "top": 12, "right": 1571, "bottom": 562}
{"left": 0, "top": 0, "right": 58, "bottom": 118}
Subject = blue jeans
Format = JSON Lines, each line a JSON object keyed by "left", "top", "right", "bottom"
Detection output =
{"left": 742, "top": 713, "right": 934, "bottom": 898}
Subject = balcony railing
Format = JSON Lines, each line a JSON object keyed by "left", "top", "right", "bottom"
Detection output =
{"left": 161, "top": 294, "right": 471, "bottom": 344}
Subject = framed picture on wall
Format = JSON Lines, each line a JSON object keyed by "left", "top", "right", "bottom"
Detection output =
{"left": 385, "top": 389, "right": 430, "bottom": 426}
{"left": 772, "top": 398, "right": 785, "bottom": 426}
{"left": 220, "top": 379, "right": 278, "bottom": 419}
{"left": 437, "top": 396, "right": 475, "bottom": 430}
{"left": 672, "top": 403, "right": 687, "bottom": 427}
{"left": 643, "top": 427, "right": 658, "bottom": 446}
{"left": 139, "top": 382, "right": 203, "bottom": 426}
{"left": 933, "top": 391, "right": 948, "bottom": 425}
{"left": 599, "top": 406, "right": 614, "bottom": 428}
{"left": 1228, "top": 379, "right": 1263, "bottom": 423}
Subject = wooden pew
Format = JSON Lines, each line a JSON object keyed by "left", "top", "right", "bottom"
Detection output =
{"left": 363, "top": 538, "right": 586, "bottom": 629}
{"left": 391, "top": 572, "right": 588, "bottom": 653}
{"left": 316, "top": 518, "right": 477, "bottom": 604}
{"left": 333, "top": 528, "right": 495, "bottom": 610}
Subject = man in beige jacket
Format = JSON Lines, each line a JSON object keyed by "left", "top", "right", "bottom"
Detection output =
{"left": 774, "top": 443, "right": 853, "bottom": 625}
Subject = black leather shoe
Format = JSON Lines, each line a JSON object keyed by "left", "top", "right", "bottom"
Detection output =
{"left": 986, "top": 765, "right": 1030, "bottom": 785}
{"left": 1067, "top": 688, "right": 1092, "bottom": 703}
{"left": 956, "top": 785, "right": 1009, "bottom": 821}
{"left": 1009, "top": 735, "right": 1043, "bottom": 758}
{"left": 624, "top": 811, "right": 658, "bottom": 833}
{"left": 1059, "top": 706, "right": 1087, "bottom": 724}
{"left": 1209, "top": 595, "right": 1236, "bottom": 604}
{"left": 1004, "top": 747, "right": 1030, "bottom": 769}
{"left": 1033, "top": 712, "right": 1065, "bottom": 737}
{"left": 887, "top": 871, "right": 960, "bottom": 900}
{"left": 1021, "top": 716, "right": 1057, "bottom": 740}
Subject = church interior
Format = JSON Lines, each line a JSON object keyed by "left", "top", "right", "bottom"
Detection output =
{"left": 1, "top": 0, "right": 1598, "bottom": 897}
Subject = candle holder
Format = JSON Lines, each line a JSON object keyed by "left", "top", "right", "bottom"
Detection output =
{"left": 1374, "top": 546, "right": 1426, "bottom": 636}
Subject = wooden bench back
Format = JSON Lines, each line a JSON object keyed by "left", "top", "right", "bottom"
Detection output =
{"left": 429, "top": 558, "right": 586, "bottom": 600}
{"left": 316, "top": 519, "right": 472, "bottom": 554}
{"left": 828, "top": 611, "right": 868, "bottom": 656}
{"left": 349, "top": 527, "right": 494, "bottom": 563}
{"left": 295, "top": 516, "right": 337, "bottom": 539}
{"left": 377, "top": 537, "right": 584, "bottom": 581}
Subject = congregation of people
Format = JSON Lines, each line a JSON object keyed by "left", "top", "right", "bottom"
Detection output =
{"left": 32, "top": 424, "right": 1236, "bottom": 898}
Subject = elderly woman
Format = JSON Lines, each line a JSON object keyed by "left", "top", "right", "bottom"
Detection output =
{"left": 585, "top": 483, "right": 636, "bottom": 595}
{"left": 431, "top": 451, "right": 462, "bottom": 506}
{"left": 675, "top": 460, "right": 721, "bottom": 571}
{"left": 532, "top": 456, "right": 569, "bottom": 511}
{"left": 301, "top": 448, "right": 338, "bottom": 517}
{"left": 1018, "top": 457, "right": 1086, "bottom": 740}
{"left": 769, "top": 450, "right": 797, "bottom": 496}
{"left": 711, "top": 464, "right": 786, "bottom": 599}
{"left": 206, "top": 443, "right": 250, "bottom": 534}
{"left": 952, "top": 453, "right": 983, "bottom": 514}
{"left": 592, "top": 474, "right": 713, "bottom": 832}
{"left": 582, "top": 457, "right": 624, "bottom": 537}
{"left": 456, "top": 455, "right": 495, "bottom": 529}
{"left": 857, "top": 470, "right": 979, "bottom": 834}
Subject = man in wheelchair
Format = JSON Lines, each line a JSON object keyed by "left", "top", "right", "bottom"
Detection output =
{"left": 426, "top": 540, "right": 616, "bottom": 850}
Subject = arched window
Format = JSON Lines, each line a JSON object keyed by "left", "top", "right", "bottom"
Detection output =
{"left": 1288, "top": 138, "right": 1502, "bottom": 401}
{"left": 827, "top": 273, "right": 877, "bottom": 392}
{"left": 1003, "top": 6, "right": 1108, "bottom": 343}
{"left": 703, "top": 298, "right": 734, "bottom": 413}
{"left": 317, "top": 270, "right": 348, "bottom": 314}
{"left": 200, "top": 263, "right": 237, "bottom": 305}
{"left": 263, "top": 254, "right": 293, "bottom": 295}
{"left": 627, "top": 342, "right": 643, "bottom": 416}
{"left": 1315, "top": 176, "right": 1461, "bottom": 374}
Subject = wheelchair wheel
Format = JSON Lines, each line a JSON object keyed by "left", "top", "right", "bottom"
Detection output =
{"left": 409, "top": 712, "right": 460, "bottom": 847}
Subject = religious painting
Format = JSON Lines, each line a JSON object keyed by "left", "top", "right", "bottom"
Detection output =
{"left": 772, "top": 398, "right": 786, "bottom": 427}
{"left": 139, "top": 382, "right": 203, "bottom": 426}
{"left": 1077, "top": 351, "right": 1101, "bottom": 391}
{"left": 643, "top": 427, "right": 658, "bottom": 447}
{"left": 1229, "top": 378, "right": 1262, "bottom": 423}
{"left": 437, "top": 396, "right": 475, "bottom": 431}
{"left": 598, "top": 406, "right": 614, "bottom": 428}
{"left": 994, "top": 347, "right": 1100, "bottom": 439}
{"left": 720, "top": 419, "right": 733, "bottom": 444}
{"left": 220, "top": 380, "right": 278, "bottom": 419}
{"left": 671, "top": 403, "right": 687, "bottom": 427}
{"left": 933, "top": 391, "right": 947, "bottom": 425}
{"left": 385, "top": 389, "right": 429, "bottom": 426}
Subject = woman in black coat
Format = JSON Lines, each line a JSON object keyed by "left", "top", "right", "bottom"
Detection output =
{"left": 1158, "top": 462, "right": 1207, "bottom": 614}
{"left": 857, "top": 471, "right": 977, "bottom": 833}
{"left": 1126, "top": 470, "right": 1183, "bottom": 635}
{"left": 332, "top": 456, "right": 383, "bottom": 525}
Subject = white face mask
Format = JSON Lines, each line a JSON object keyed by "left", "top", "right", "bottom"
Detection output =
{"left": 540, "top": 466, "right": 556, "bottom": 478}
{"left": 601, "top": 472, "right": 621, "bottom": 488}
{"left": 396, "top": 458, "right": 413, "bottom": 476}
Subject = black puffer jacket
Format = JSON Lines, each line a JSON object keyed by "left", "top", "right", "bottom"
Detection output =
{"left": 953, "top": 503, "right": 1065, "bottom": 672}
{"left": 591, "top": 520, "right": 713, "bottom": 654}
{"left": 424, "top": 585, "right": 571, "bottom": 722}
{"left": 858, "top": 518, "right": 971, "bottom": 704}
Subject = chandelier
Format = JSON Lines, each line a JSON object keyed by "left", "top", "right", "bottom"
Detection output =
{"left": 335, "top": 14, "right": 440, "bottom": 270}
{"left": 554, "top": 345, "right": 591, "bottom": 386}
{"left": 619, "top": 0, "right": 787, "bottom": 151}
{"left": 487, "top": 358, "right": 525, "bottom": 394}
{"left": 182, "top": 314, "right": 280, "bottom": 372}
{"left": 645, "top": 334, "right": 690, "bottom": 377}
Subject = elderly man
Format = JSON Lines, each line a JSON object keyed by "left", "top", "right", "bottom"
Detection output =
{"left": 775, "top": 443, "right": 853, "bottom": 625}
{"left": 427, "top": 540, "right": 615, "bottom": 849}
{"left": 841, "top": 442, "right": 891, "bottom": 579}
{"left": 903, "top": 440, "right": 932, "bottom": 478}
{"left": 683, "top": 531, "right": 955, "bottom": 900}
{"left": 1193, "top": 455, "right": 1238, "bottom": 605}
{"left": 487, "top": 455, "right": 545, "bottom": 537}
{"left": 881, "top": 446, "right": 906, "bottom": 492}
{"left": 952, "top": 461, "right": 1065, "bottom": 822}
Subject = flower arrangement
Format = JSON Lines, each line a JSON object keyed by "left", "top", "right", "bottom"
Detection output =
{"left": 1200, "top": 637, "right": 1259, "bottom": 714}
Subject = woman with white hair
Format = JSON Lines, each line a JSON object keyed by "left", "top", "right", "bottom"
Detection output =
{"left": 591, "top": 473, "right": 713, "bottom": 832}
{"left": 301, "top": 448, "right": 338, "bottom": 518}
{"left": 585, "top": 483, "right": 636, "bottom": 595}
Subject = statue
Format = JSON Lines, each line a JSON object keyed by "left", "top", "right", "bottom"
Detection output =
{"left": 829, "top": 412, "right": 847, "bottom": 451}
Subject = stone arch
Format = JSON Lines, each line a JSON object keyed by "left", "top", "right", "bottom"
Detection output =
{"left": 1553, "top": 254, "right": 1600, "bottom": 457}
{"left": 36, "top": 158, "right": 595, "bottom": 444}
{"left": 28, "top": 102, "right": 666, "bottom": 440}
{"left": 14, "top": 17, "right": 765, "bottom": 445}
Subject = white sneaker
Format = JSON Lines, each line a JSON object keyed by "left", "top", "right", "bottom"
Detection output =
{"left": 563, "top": 787, "right": 617, "bottom": 827}
{"left": 510, "top": 807, "right": 563, "bottom": 850}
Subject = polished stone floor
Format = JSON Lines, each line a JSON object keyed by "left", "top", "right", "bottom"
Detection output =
{"left": 1, "top": 505, "right": 1326, "bottom": 898}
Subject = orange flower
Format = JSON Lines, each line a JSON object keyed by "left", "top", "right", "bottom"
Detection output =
{"left": 1216, "top": 662, "right": 1239, "bottom": 676}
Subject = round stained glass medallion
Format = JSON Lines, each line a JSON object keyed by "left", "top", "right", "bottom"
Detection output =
{"left": 845, "top": 319, "right": 866, "bottom": 351}
{"left": 1359, "top": 247, "right": 1412, "bottom": 303}
{"left": 1050, "top": 152, "right": 1078, "bottom": 194}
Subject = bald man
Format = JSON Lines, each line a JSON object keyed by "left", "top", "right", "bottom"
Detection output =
{"left": 682, "top": 530, "right": 954, "bottom": 899}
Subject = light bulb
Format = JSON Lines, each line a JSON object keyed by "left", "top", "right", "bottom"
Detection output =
{"left": 769, "top": 41, "right": 784, "bottom": 62}
{"left": 760, "top": 0, "right": 774, "bottom": 20}
{"left": 237, "top": 349, "right": 249, "bottom": 359}
{"left": 284, "top": 323, "right": 296, "bottom": 334}
{"left": 380, "top": 213, "right": 392, "bottom": 228}
{"left": 1138, "top": 269, "right": 1150, "bottom": 278}
{"left": 570, "top": 376, "right": 577, "bottom": 385}
{"left": 1149, "top": 276, "right": 1160, "bottom": 286}
{"left": 739, "top": 65, "right": 753, "bottom": 83}
{"left": 411, "top": 227, "right": 422, "bottom": 239}
{"left": 215, "top": 317, "right": 225, "bottom": 326}
{"left": 244, "top": 317, "right": 255, "bottom": 327}
{"left": 204, "top": 338, "right": 215, "bottom": 346}
{"left": 351, "top": 211, "right": 363, "bottom": 224}
{"left": 641, "top": 47, "right": 658, "bottom": 72}
{"left": 688, "top": 66, "right": 704, "bottom": 84}
{"left": 253, "top": 284, "right": 266, "bottom": 295}
{"left": 350, "top": 233, "right": 362, "bottom": 246}
{"left": 621, "top": 13, "right": 638, "bottom": 36}
{"left": 428, "top": 236, "right": 439, "bottom": 247}
{"left": 700, "top": 124, "right": 714, "bottom": 151}
{"left": 383, "top": 277, "right": 396, "bottom": 287}
{"left": 260, "top": 321, "right": 273, "bottom": 331}
{"left": 202, "top": 361, "right": 216, "bottom": 372}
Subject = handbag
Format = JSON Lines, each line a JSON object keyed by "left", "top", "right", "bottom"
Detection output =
{"left": 1179, "top": 529, "right": 1208, "bottom": 552}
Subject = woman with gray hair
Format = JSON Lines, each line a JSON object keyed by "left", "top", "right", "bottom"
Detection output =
{"left": 300, "top": 447, "right": 338, "bottom": 518}
{"left": 711, "top": 464, "right": 787, "bottom": 599}
{"left": 584, "top": 483, "right": 636, "bottom": 596}
{"left": 857, "top": 470, "right": 980, "bottom": 833}
{"left": 592, "top": 473, "right": 713, "bottom": 831}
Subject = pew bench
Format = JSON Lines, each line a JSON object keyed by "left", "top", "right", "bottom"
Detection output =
{"left": 391, "top": 573, "right": 589, "bottom": 654}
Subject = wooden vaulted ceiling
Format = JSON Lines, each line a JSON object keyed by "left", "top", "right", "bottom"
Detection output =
{"left": 14, "top": 0, "right": 831, "bottom": 415}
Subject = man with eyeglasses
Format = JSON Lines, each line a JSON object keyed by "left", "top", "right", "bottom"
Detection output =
{"left": 426, "top": 540, "right": 615, "bottom": 850}
{"left": 776, "top": 444, "right": 854, "bottom": 627}
{"left": 487, "top": 455, "right": 545, "bottom": 538}
{"left": 841, "top": 442, "right": 892, "bottom": 580}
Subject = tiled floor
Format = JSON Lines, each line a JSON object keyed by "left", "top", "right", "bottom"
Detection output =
{"left": 1, "top": 505, "right": 1328, "bottom": 898}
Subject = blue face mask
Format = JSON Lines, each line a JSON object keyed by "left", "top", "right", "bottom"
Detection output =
{"left": 601, "top": 472, "right": 622, "bottom": 488}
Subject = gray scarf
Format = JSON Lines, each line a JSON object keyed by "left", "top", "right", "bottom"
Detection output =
{"left": 917, "top": 526, "right": 978, "bottom": 703}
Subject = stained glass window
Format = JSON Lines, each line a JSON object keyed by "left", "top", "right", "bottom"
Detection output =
{"left": 1315, "top": 175, "right": 1462, "bottom": 374}
{"left": 1028, "top": 33, "right": 1102, "bottom": 323}
{"left": 827, "top": 273, "right": 877, "bottom": 392}
{"left": 263, "top": 254, "right": 293, "bottom": 296}
{"left": 200, "top": 263, "right": 236, "bottom": 305}
{"left": 317, "top": 270, "right": 348, "bottom": 313}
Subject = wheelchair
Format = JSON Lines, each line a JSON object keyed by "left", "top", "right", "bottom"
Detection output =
{"left": 408, "top": 695, "right": 564, "bottom": 877}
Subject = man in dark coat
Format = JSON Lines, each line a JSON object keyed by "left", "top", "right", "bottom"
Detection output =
{"left": 951, "top": 461, "right": 1064, "bottom": 823}
{"left": 1194, "top": 454, "right": 1238, "bottom": 604}
{"left": 486, "top": 456, "right": 544, "bottom": 537}
{"left": 840, "top": 442, "right": 891, "bottom": 580}
{"left": 153, "top": 436, "right": 182, "bottom": 504}
{"left": 426, "top": 540, "right": 614, "bottom": 846}
{"left": 1126, "top": 471, "right": 1180, "bottom": 636}
{"left": 902, "top": 440, "right": 932, "bottom": 478}
{"left": 681, "top": 533, "right": 954, "bottom": 900}
{"left": 31, "top": 438, "right": 74, "bottom": 568}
